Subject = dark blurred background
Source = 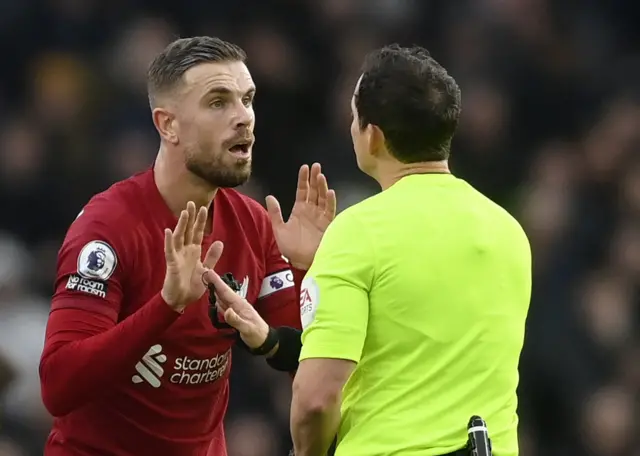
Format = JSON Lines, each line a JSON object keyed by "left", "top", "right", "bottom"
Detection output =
{"left": 0, "top": 0, "right": 639, "bottom": 455}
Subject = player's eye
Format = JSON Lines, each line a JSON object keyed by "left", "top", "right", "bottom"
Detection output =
{"left": 210, "top": 99, "right": 225, "bottom": 109}
{"left": 242, "top": 96, "right": 254, "bottom": 107}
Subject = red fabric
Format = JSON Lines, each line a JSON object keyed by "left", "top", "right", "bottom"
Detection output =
{"left": 40, "top": 294, "right": 180, "bottom": 417}
{"left": 40, "top": 169, "right": 302, "bottom": 456}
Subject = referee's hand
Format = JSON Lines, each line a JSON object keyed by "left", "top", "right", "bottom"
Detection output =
{"left": 204, "top": 270, "right": 270, "bottom": 349}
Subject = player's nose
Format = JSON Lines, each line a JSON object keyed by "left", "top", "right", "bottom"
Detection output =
{"left": 232, "top": 103, "right": 253, "bottom": 129}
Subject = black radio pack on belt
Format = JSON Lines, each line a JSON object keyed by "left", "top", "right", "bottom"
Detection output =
{"left": 466, "top": 415, "right": 492, "bottom": 456}
{"left": 288, "top": 417, "right": 491, "bottom": 456}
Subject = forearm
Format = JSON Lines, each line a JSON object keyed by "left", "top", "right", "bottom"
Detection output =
{"left": 40, "top": 293, "right": 180, "bottom": 416}
{"left": 291, "top": 398, "right": 340, "bottom": 456}
{"left": 265, "top": 326, "right": 302, "bottom": 373}
{"left": 259, "top": 267, "right": 306, "bottom": 373}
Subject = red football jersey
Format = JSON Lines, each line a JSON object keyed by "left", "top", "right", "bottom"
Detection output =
{"left": 40, "top": 168, "right": 303, "bottom": 456}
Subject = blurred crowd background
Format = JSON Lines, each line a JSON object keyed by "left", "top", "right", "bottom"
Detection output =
{"left": 0, "top": 0, "right": 639, "bottom": 455}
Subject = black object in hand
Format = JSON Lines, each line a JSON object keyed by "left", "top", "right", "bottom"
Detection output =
{"left": 208, "top": 273, "right": 241, "bottom": 329}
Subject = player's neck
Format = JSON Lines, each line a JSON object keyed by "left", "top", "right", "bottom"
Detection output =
{"left": 154, "top": 149, "right": 218, "bottom": 217}
{"left": 377, "top": 160, "right": 451, "bottom": 190}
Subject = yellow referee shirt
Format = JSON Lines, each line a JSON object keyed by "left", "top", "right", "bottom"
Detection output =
{"left": 299, "top": 173, "right": 531, "bottom": 456}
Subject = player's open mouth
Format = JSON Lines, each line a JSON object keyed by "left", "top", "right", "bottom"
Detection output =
{"left": 228, "top": 142, "right": 251, "bottom": 158}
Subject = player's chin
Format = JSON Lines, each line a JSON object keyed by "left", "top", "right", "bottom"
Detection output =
{"left": 216, "top": 164, "right": 252, "bottom": 188}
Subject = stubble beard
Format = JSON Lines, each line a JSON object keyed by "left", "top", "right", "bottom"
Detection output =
{"left": 185, "top": 145, "right": 252, "bottom": 189}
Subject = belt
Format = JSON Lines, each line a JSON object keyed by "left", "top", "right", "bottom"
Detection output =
{"left": 441, "top": 449, "right": 468, "bottom": 456}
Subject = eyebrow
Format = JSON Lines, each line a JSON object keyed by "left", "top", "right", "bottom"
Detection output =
{"left": 204, "top": 87, "right": 256, "bottom": 97}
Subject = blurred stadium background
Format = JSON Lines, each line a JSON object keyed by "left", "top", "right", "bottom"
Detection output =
{"left": 0, "top": 0, "right": 639, "bottom": 455}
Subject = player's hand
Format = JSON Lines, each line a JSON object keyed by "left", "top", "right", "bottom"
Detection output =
{"left": 204, "top": 269, "right": 270, "bottom": 349}
{"left": 162, "top": 201, "right": 224, "bottom": 312}
{"left": 266, "top": 163, "right": 337, "bottom": 270}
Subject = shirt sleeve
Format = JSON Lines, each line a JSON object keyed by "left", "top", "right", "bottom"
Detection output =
{"left": 254, "top": 220, "right": 304, "bottom": 331}
{"left": 299, "top": 210, "right": 374, "bottom": 363}
{"left": 40, "top": 208, "right": 181, "bottom": 417}
{"left": 51, "top": 215, "right": 125, "bottom": 322}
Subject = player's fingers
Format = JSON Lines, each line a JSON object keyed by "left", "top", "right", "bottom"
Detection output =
{"left": 295, "top": 165, "right": 309, "bottom": 203}
{"left": 325, "top": 189, "right": 337, "bottom": 220}
{"left": 223, "top": 308, "right": 251, "bottom": 333}
{"left": 192, "top": 206, "right": 208, "bottom": 246}
{"left": 202, "top": 240, "right": 224, "bottom": 269}
{"left": 172, "top": 210, "right": 189, "bottom": 251}
{"left": 307, "top": 163, "right": 321, "bottom": 205}
{"left": 164, "top": 228, "right": 176, "bottom": 264}
{"left": 316, "top": 173, "right": 329, "bottom": 212}
{"left": 214, "top": 298, "right": 228, "bottom": 312}
{"left": 183, "top": 202, "right": 197, "bottom": 245}
{"left": 265, "top": 195, "right": 285, "bottom": 228}
{"left": 204, "top": 269, "right": 239, "bottom": 305}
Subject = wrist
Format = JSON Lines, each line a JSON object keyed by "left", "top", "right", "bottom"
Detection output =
{"left": 289, "top": 260, "right": 310, "bottom": 271}
{"left": 265, "top": 342, "right": 280, "bottom": 358}
{"left": 161, "top": 291, "right": 186, "bottom": 314}
{"left": 255, "top": 322, "right": 271, "bottom": 348}
{"left": 242, "top": 326, "right": 279, "bottom": 356}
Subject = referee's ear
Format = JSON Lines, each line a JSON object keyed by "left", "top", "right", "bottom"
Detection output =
{"left": 367, "top": 124, "right": 386, "bottom": 158}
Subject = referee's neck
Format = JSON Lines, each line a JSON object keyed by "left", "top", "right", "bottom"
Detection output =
{"left": 378, "top": 160, "right": 451, "bottom": 190}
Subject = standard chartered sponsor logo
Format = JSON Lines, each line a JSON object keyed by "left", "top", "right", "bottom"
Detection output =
{"left": 132, "top": 345, "right": 231, "bottom": 388}
{"left": 170, "top": 350, "right": 230, "bottom": 385}
{"left": 132, "top": 344, "right": 167, "bottom": 388}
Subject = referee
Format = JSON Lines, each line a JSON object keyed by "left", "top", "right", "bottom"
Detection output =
{"left": 209, "top": 45, "right": 531, "bottom": 456}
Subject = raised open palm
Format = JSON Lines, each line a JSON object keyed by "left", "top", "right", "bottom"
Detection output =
{"left": 161, "top": 201, "right": 224, "bottom": 312}
{"left": 266, "top": 163, "right": 336, "bottom": 270}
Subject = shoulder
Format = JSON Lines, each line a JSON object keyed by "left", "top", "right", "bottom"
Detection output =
{"left": 339, "top": 190, "right": 386, "bottom": 221}
{"left": 457, "top": 180, "right": 531, "bottom": 253}
{"left": 69, "top": 183, "right": 139, "bottom": 238}
{"left": 327, "top": 200, "right": 371, "bottom": 234}
{"left": 466, "top": 183, "right": 529, "bottom": 239}
{"left": 61, "top": 175, "right": 146, "bottom": 269}
{"left": 318, "top": 203, "right": 372, "bottom": 257}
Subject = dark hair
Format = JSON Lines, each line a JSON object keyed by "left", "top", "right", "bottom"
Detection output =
{"left": 147, "top": 36, "right": 247, "bottom": 106}
{"left": 355, "top": 44, "right": 461, "bottom": 162}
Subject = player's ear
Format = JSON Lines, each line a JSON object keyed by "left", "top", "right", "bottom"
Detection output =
{"left": 152, "top": 107, "right": 179, "bottom": 145}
